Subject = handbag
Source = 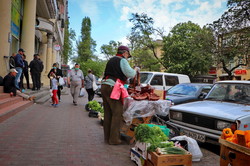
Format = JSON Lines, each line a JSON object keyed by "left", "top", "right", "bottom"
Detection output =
{"left": 92, "top": 77, "right": 98, "bottom": 91}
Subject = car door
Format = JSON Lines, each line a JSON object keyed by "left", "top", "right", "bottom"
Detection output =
{"left": 164, "top": 75, "right": 179, "bottom": 90}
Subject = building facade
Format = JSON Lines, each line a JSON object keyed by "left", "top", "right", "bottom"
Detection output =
{"left": 0, "top": 0, "right": 68, "bottom": 86}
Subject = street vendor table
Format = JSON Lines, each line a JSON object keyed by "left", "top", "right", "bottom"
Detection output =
{"left": 121, "top": 97, "right": 171, "bottom": 144}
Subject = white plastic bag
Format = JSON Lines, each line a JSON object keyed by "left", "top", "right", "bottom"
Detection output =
{"left": 92, "top": 78, "right": 98, "bottom": 91}
{"left": 59, "top": 77, "right": 65, "bottom": 86}
{"left": 79, "top": 88, "right": 85, "bottom": 97}
{"left": 171, "top": 135, "right": 203, "bottom": 161}
{"left": 50, "top": 89, "right": 53, "bottom": 97}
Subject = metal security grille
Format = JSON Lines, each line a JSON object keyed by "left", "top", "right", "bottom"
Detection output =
{"left": 182, "top": 112, "right": 216, "bottom": 130}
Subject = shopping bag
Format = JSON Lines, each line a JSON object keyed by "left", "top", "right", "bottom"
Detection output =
{"left": 59, "top": 77, "right": 65, "bottom": 86}
{"left": 79, "top": 88, "right": 85, "bottom": 97}
{"left": 92, "top": 79, "right": 98, "bottom": 91}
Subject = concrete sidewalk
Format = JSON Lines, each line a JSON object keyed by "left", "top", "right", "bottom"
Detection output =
{"left": 0, "top": 88, "right": 219, "bottom": 166}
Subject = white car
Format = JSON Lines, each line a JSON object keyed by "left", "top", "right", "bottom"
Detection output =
{"left": 168, "top": 80, "right": 250, "bottom": 144}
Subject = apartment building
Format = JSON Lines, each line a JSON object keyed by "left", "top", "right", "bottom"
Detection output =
{"left": 0, "top": 0, "right": 68, "bottom": 86}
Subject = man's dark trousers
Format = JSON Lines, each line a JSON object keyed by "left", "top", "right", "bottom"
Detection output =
{"left": 31, "top": 72, "right": 41, "bottom": 90}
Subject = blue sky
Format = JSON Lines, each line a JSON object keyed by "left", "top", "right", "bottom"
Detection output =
{"left": 68, "top": 0, "right": 228, "bottom": 57}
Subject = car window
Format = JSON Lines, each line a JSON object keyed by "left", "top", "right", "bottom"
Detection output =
{"left": 150, "top": 75, "right": 163, "bottom": 85}
{"left": 206, "top": 83, "right": 250, "bottom": 103}
{"left": 201, "top": 86, "right": 212, "bottom": 93}
{"left": 140, "top": 73, "right": 153, "bottom": 84}
{"left": 165, "top": 76, "right": 179, "bottom": 86}
{"left": 167, "top": 84, "right": 199, "bottom": 96}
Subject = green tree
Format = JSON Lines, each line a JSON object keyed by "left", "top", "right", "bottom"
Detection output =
{"left": 210, "top": 0, "right": 250, "bottom": 79}
{"left": 132, "top": 48, "right": 161, "bottom": 71}
{"left": 100, "top": 40, "right": 121, "bottom": 60}
{"left": 76, "top": 17, "right": 96, "bottom": 62}
{"left": 78, "top": 59, "right": 106, "bottom": 78}
{"left": 162, "top": 21, "right": 215, "bottom": 76}
{"left": 62, "top": 20, "right": 76, "bottom": 64}
{"left": 129, "top": 13, "right": 166, "bottom": 69}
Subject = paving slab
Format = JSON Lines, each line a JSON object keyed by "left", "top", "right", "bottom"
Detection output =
{"left": 0, "top": 88, "right": 220, "bottom": 166}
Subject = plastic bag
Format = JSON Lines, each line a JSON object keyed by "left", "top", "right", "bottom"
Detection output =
{"left": 92, "top": 76, "right": 98, "bottom": 91}
{"left": 50, "top": 89, "right": 53, "bottom": 97}
{"left": 122, "top": 97, "right": 171, "bottom": 125}
{"left": 110, "top": 79, "right": 128, "bottom": 100}
{"left": 79, "top": 88, "right": 85, "bottom": 97}
{"left": 171, "top": 135, "right": 203, "bottom": 161}
{"left": 59, "top": 77, "right": 65, "bottom": 86}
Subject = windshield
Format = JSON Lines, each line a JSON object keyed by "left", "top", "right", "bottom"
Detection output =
{"left": 206, "top": 83, "right": 250, "bottom": 104}
{"left": 140, "top": 73, "right": 153, "bottom": 84}
{"left": 167, "top": 84, "right": 200, "bottom": 96}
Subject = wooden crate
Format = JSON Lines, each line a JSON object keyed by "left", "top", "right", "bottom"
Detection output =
{"left": 121, "top": 117, "right": 152, "bottom": 144}
{"left": 147, "top": 151, "right": 192, "bottom": 166}
{"left": 219, "top": 138, "right": 250, "bottom": 166}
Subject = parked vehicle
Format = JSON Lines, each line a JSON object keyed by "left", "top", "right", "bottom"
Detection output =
{"left": 95, "top": 78, "right": 102, "bottom": 97}
{"left": 140, "top": 72, "right": 190, "bottom": 91}
{"left": 166, "top": 83, "right": 212, "bottom": 105}
{"left": 168, "top": 80, "right": 250, "bottom": 144}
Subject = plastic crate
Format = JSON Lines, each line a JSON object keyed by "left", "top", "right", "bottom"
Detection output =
{"left": 146, "top": 124, "right": 170, "bottom": 137}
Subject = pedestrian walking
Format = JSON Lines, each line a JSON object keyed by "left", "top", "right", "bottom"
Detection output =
{"left": 101, "top": 45, "right": 138, "bottom": 145}
{"left": 14, "top": 48, "right": 25, "bottom": 89}
{"left": 85, "top": 69, "right": 96, "bottom": 102}
{"left": 50, "top": 72, "right": 59, "bottom": 107}
{"left": 3, "top": 69, "right": 35, "bottom": 101}
{"left": 9, "top": 53, "right": 16, "bottom": 69}
{"left": 19, "top": 54, "right": 30, "bottom": 90}
{"left": 47, "top": 63, "right": 63, "bottom": 101}
{"left": 29, "top": 54, "right": 44, "bottom": 91}
{"left": 67, "top": 63, "right": 84, "bottom": 106}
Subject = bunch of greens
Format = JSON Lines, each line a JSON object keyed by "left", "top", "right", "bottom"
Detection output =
{"left": 87, "top": 101, "right": 104, "bottom": 113}
{"left": 147, "top": 141, "right": 174, "bottom": 152}
{"left": 134, "top": 124, "right": 168, "bottom": 144}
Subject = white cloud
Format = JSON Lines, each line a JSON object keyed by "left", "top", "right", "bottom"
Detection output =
{"left": 114, "top": 0, "right": 227, "bottom": 36}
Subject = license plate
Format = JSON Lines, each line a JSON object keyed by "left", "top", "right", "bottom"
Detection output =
{"left": 181, "top": 129, "right": 206, "bottom": 142}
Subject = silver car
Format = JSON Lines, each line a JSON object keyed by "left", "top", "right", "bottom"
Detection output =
{"left": 168, "top": 80, "right": 250, "bottom": 144}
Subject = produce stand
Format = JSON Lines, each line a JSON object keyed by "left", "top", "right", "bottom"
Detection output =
{"left": 121, "top": 97, "right": 171, "bottom": 144}
{"left": 219, "top": 137, "right": 250, "bottom": 166}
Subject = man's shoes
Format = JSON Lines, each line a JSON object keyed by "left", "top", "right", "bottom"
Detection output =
{"left": 74, "top": 103, "right": 77, "bottom": 106}
{"left": 28, "top": 96, "right": 36, "bottom": 101}
{"left": 31, "top": 88, "right": 35, "bottom": 91}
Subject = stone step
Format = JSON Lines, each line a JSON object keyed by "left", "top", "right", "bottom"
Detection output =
{"left": 35, "top": 93, "right": 51, "bottom": 104}
{"left": 0, "top": 96, "right": 23, "bottom": 110}
{"left": 0, "top": 100, "right": 33, "bottom": 123}
{"left": 0, "top": 93, "right": 10, "bottom": 100}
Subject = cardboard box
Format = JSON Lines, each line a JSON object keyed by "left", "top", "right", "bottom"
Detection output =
{"left": 219, "top": 138, "right": 250, "bottom": 166}
{"left": 135, "top": 141, "right": 151, "bottom": 159}
{"left": 147, "top": 151, "right": 192, "bottom": 166}
{"left": 131, "top": 148, "right": 147, "bottom": 166}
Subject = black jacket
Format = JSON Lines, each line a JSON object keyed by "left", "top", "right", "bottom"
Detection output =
{"left": 29, "top": 59, "right": 44, "bottom": 73}
{"left": 47, "top": 68, "right": 63, "bottom": 79}
{"left": 3, "top": 74, "right": 17, "bottom": 95}
{"left": 9, "top": 56, "right": 15, "bottom": 69}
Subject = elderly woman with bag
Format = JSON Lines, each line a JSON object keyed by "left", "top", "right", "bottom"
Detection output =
{"left": 85, "top": 69, "right": 98, "bottom": 102}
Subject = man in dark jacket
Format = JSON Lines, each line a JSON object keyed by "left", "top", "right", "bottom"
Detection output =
{"left": 14, "top": 48, "right": 25, "bottom": 89}
{"left": 29, "top": 54, "right": 44, "bottom": 91}
{"left": 19, "top": 54, "right": 30, "bottom": 89}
